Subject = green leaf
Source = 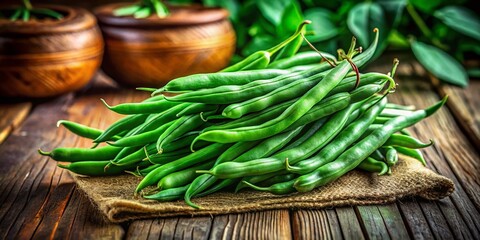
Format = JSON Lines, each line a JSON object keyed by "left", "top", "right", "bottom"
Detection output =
{"left": 277, "top": 1, "right": 303, "bottom": 38}
{"left": 467, "top": 68, "right": 480, "bottom": 78}
{"left": 388, "top": 29, "right": 409, "bottom": 48}
{"left": 304, "top": 8, "right": 338, "bottom": 42}
{"left": 409, "top": 0, "right": 444, "bottom": 13}
{"left": 241, "top": 35, "right": 277, "bottom": 56}
{"left": 377, "top": 0, "right": 407, "bottom": 27}
{"left": 257, "top": 0, "right": 291, "bottom": 26}
{"left": 434, "top": 6, "right": 480, "bottom": 41}
{"left": 203, "top": 0, "right": 240, "bottom": 23}
{"left": 411, "top": 40, "right": 468, "bottom": 87}
{"left": 347, "top": 2, "right": 388, "bottom": 57}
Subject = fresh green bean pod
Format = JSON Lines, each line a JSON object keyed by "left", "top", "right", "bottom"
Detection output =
{"left": 38, "top": 145, "right": 122, "bottom": 162}
{"left": 357, "top": 157, "right": 390, "bottom": 175}
{"left": 293, "top": 96, "right": 446, "bottom": 192}
{"left": 193, "top": 31, "right": 379, "bottom": 144}
{"left": 241, "top": 179, "right": 297, "bottom": 195}
{"left": 94, "top": 114, "right": 148, "bottom": 143}
{"left": 143, "top": 185, "right": 190, "bottom": 201}
{"left": 384, "top": 134, "right": 434, "bottom": 149}
{"left": 395, "top": 146, "right": 427, "bottom": 166}
{"left": 58, "top": 160, "right": 150, "bottom": 176}
{"left": 157, "top": 161, "right": 215, "bottom": 190}
{"left": 287, "top": 97, "right": 387, "bottom": 175}
{"left": 383, "top": 146, "right": 399, "bottom": 167}
{"left": 136, "top": 143, "right": 231, "bottom": 193}
{"left": 57, "top": 120, "right": 121, "bottom": 141}
{"left": 109, "top": 121, "right": 173, "bottom": 147}
{"left": 197, "top": 103, "right": 361, "bottom": 179}
{"left": 160, "top": 69, "right": 292, "bottom": 93}
{"left": 267, "top": 51, "right": 336, "bottom": 69}
{"left": 100, "top": 96, "right": 175, "bottom": 115}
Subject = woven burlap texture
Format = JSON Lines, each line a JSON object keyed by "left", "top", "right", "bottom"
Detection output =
{"left": 72, "top": 157, "right": 454, "bottom": 223}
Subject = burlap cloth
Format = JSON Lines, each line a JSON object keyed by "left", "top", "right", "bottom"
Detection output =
{"left": 71, "top": 157, "right": 454, "bottom": 223}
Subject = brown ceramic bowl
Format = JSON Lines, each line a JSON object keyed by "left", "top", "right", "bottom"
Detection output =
{"left": 94, "top": 3, "right": 236, "bottom": 87}
{"left": 0, "top": 5, "right": 104, "bottom": 98}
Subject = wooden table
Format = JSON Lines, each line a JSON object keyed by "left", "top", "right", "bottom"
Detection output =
{"left": 1, "top": 58, "right": 479, "bottom": 239}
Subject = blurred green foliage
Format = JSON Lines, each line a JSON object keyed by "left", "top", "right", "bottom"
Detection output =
{"left": 171, "top": 0, "right": 480, "bottom": 86}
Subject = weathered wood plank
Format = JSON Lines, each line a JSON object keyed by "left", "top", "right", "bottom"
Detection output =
{"left": 0, "top": 102, "right": 31, "bottom": 145}
{"left": 356, "top": 204, "right": 410, "bottom": 240}
{"left": 209, "top": 210, "right": 291, "bottom": 239}
{"left": 429, "top": 68, "right": 480, "bottom": 149}
{"left": 335, "top": 207, "right": 366, "bottom": 240}
{"left": 0, "top": 75, "right": 136, "bottom": 239}
{"left": 291, "top": 209, "right": 343, "bottom": 240}
{"left": 127, "top": 217, "right": 212, "bottom": 240}
{"left": 388, "top": 78, "right": 480, "bottom": 239}
{"left": 396, "top": 200, "right": 436, "bottom": 240}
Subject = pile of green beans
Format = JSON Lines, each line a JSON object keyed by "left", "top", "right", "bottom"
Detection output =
{"left": 40, "top": 24, "right": 446, "bottom": 209}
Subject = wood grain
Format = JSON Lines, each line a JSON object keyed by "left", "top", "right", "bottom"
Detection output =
{"left": 209, "top": 210, "right": 291, "bottom": 239}
{"left": 292, "top": 209, "right": 343, "bottom": 240}
{"left": 431, "top": 76, "right": 480, "bottom": 149}
{"left": 95, "top": 4, "right": 236, "bottom": 87}
{"left": 0, "top": 6, "right": 103, "bottom": 98}
{"left": 127, "top": 217, "right": 212, "bottom": 240}
{"left": 0, "top": 102, "right": 31, "bottom": 144}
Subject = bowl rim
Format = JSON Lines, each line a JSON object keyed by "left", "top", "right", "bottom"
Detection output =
{"left": 94, "top": 3, "right": 229, "bottom": 28}
{"left": 0, "top": 4, "right": 97, "bottom": 35}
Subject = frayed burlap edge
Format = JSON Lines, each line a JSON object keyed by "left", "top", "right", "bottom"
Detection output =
{"left": 71, "top": 157, "right": 454, "bottom": 223}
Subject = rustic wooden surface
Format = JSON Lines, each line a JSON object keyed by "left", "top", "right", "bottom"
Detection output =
{"left": 0, "top": 58, "right": 479, "bottom": 239}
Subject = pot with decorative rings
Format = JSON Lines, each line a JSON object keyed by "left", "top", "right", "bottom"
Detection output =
{"left": 94, "top": 3, "right": 236, "bottom": 87}
{"left": 0, "top": 5, "right": 104, "bottom": 98}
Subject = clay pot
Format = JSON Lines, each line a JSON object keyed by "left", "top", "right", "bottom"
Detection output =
{"left": 94, "top": 3, "right": 236, "bottom": 87}
{"left": 0, "top": 5, "right": 104, "bottom": 98}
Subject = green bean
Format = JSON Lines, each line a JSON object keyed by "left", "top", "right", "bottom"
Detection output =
{"left": 395, "top": 146, "right": 427, "bottom": 166}
{"left": 386, "top": 103, "right": 416, "bottom": 111}
{"left": 235, "top": 170, "right": 289, "bottom": 192}
{"left": 157, "top": 161, "right": 215, "bottom": 190}
{"left": 156, "top": 114, "right": 206, "bottom": 152}
{"left": 204, "top": 98, "right": 296, "bottom": 132}
{"left": 184, "top": 126, "right": 302, "bottom": 208}
{"left": 241, "top": 179, "right": 297, "bottom": 195}
{"left": 136, "top": 143, "right": 230, "bottom": 193}
{"left": 282, "top": 119, "right": 326, "bottom": 151}
{"left": 357, "top": 157, "right": 389, "bottom": 175}
{"left": 109, "top": 121, "right": 173, "bottom": 147}
{"left": 257, "top": 173, "right": 297, "bottom": 188}
{"left": 293, "top": 96, "right": 446, "bottom": 192}
{"left": 127, "top": 102, "right": 190, "bottom": 137}
{"left": 221, "top": 73, "right": 327, "bottom": 119}
{"left": 10, "top": 8, "right": 22, "bottom": 21}
{"left": 267, "top": 51, "right": 336, "bottom": 69}
{"left": 38, "top": 145, "right": 122, "bottom": 162}
{"left": 57, "top": 120, "right": 121, "bottom": 141}
{"left": 111, "top": 144, "right": 156, "bottom": 166}
{"left": 384, "top": 134, "right": 434, "bottom": 149}
{"left": 221, "top": 21, "right": 311, "bottom": 72}
{"left": 165, "top": 67, "right": 333, "bottom": 104}
{"left": 101, "top": 97, "right": 177, "bottom": 115}
{"left": 287, "top": 97, "right": 387, "bottom": 175}
{"left": 383, "top": 146, "right": 399, "bottom": 167}
{"left": 193, "top": 31, "right": 379, "bottom": 144}
{"left": 160, "top": 69, "right": 292, "bottom": 93}
{"left": 176, "top": 103, "right": 218, "bottom": 117}
{"left": 143, "top": 185, "right": 189, "bottom": 201}
{"left": 146, "top": 148, "right": 192, "bottom": 164}
{"left": 380, "top": 108, "right": 415, "bottom": 118}
{"left": 58, "top": 160, "right": 149, "bottom": 176}
{"left": 94, "top": 114, "right": 148, "bottom": 143}
{"left": 184, "top": 174, "right": 217, "bottom": 208}
{"left": 215, "top": 140, "right": 261, "bottom": 165}
{"left": 197, "top": 103, "right": 361, "bottom": 179}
